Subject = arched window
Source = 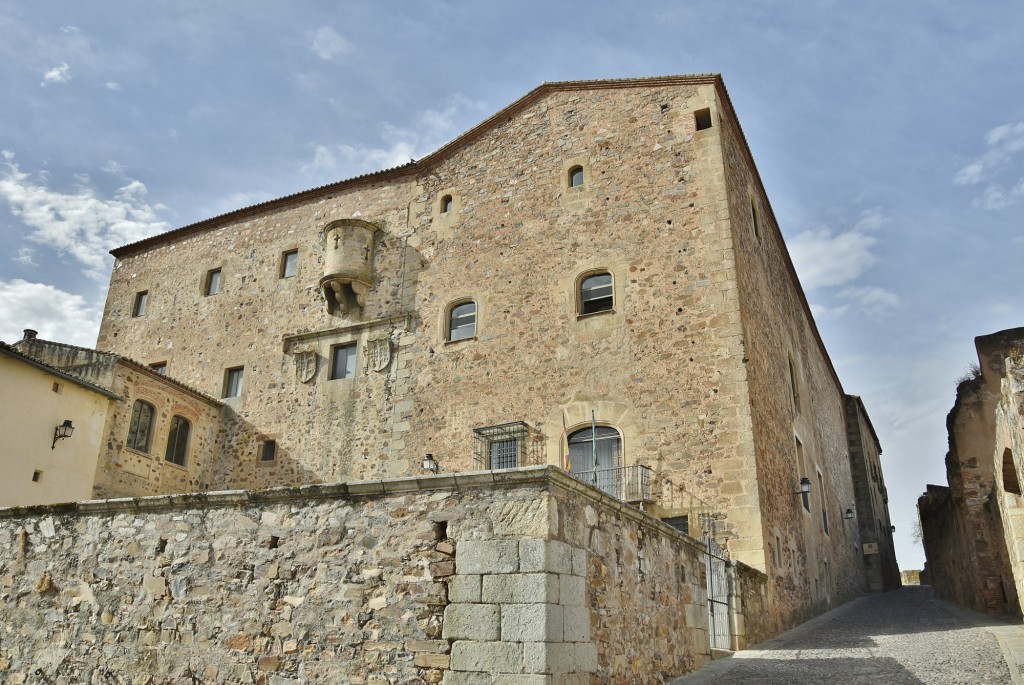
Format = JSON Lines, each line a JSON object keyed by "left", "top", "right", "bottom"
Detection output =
{"left": 568, "top": 166, "right": 585, "bottom": 188}
{"left": 447, "top": 300, "right": 476, "bottom": 341}
{"left": 579, "top": 272, "right": 613, "bottom": 315}
{"left": 568, "top": 425, "right": 622, "bottom": 496}
{"left": 1003, "top": 448, "right": 1021, "bottom": 495}
{"left": 165, "top": 415, "right": 191, "bottom": 466}
{"left": 441, "top": 194, "right": 453, "bottom": 213}
{"left": 126, "top": 400, "right": 155, "bottom": 453}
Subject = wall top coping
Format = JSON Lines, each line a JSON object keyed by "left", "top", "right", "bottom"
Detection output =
{"left": 0, "top": 465, "right": 707, "bottom": 554}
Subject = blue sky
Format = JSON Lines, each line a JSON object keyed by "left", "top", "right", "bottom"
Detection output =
{"left": 2, "top": 1, "right": 1023, "bottom": 570}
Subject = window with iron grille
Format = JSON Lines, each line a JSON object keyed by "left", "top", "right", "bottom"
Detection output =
{"left": 473, "top": 422, "right": 541, "bottom": 470}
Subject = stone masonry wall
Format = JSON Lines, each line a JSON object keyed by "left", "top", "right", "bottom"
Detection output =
{"left": 0, "top": 467, "right": 769, "bottom": 685}
{"left": 94, "top": 79, "right": 759, "bottom": 531}
{"left": 717, "top": 89, "right": 865, "bottom": 630}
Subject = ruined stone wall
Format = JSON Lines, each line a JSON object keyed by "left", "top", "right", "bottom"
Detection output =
{"left": 919, "top": 332, "right": 1023, "bottom": 618}
{"left": 994, "top": 352, "right": 1024, "bottom": 613}
{"left": 0, "top": 468, "right": 757, "bottom": 684}
{"left": 717, "top": 92, "right": 865, "bottom": 628}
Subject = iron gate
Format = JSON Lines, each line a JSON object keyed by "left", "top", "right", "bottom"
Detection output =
{"left": 703, "top": 534, "right": 732, "bottom": 650}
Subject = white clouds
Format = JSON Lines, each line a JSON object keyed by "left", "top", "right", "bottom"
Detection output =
{"left": 41, "top": 62, "right": 71, "bottom": 86}
{"left": 105, "top": 82, "right": 121, "bottom": 91}
{"left": 789, "top": 226, "right": 877, "bottom": 291}
{"left": 954, "top": 121, "right": 1024, "bottom": 210}
{"left": 13, "top": 248, "right": 37, "bottom": 267}
{"left": 302, "top": 94, "right": 487, "bottom": 178}
{"left": 790, "top": 209, "right": 898, "bottom": 320}
{"left": 0, "top": 155, "right": 170, "bottom": 279}
{"left": 837, "top": 285, "right": 900, "bottom": 316}
{"left": 0, "top": 279, "right": 102, "bottom": 347}
{"left": 310, "top": 27, "right": 351, "bottom": 62}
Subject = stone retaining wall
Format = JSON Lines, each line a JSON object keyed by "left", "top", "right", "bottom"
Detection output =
{"left": 0, "top": 467, "right": 776, "bottom": 684}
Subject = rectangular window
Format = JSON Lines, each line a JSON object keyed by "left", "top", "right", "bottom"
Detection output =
{"left": 224, "top": 367, "right": 244, "bottom": 398}
{"left": 818, "top": 471, "right": 829, "bottom": 535}
{"left": 488, "top": 438, "right": 519, "bottom": 470}
{"left": 149, "top": 362, "right": 167, "bottom": 375}
{"left": 473, "top": 422, "right": 530, "bottom": 470}
{"left": 281, "top": 250, "right": 298, "bottom": 278}
{"left": 205, "top": 269, "right": 221, "bottom": 296}
{"left": 32, "top": 470, "right": 42, "bottom": 483}
{"left": 695, "top": 107, "right": 713, "bottom": 131}
{"left": 261, "top": 440, "right": 277, "bottom": 462}
{"left": 330, "top": 343, "right": 357, "bottom": 380}
{"left": 662, "top": 515, "right": 689, "bottom": 536}
{"left": 789, "top": 357, "right": 801, "bottom": 415}
{"left": 133, "top": 291, "right": 148, "bottom": 317}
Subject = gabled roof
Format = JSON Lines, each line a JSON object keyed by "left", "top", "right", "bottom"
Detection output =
{"left": 105, "top": 73, "right": 846, "bottom": 398}
{"left": 11, "top": 337, "right": 221, "bottom": 407}
{"left": 109, "top": 74, "right": 723, "bottom": 258}
{"left": 0, "top": 341, "right": 122, "bottom": 400}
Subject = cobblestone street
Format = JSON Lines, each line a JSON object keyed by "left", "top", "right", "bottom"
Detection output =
{"left": 672, "top": 587, "right": 1024, "bottom": 684}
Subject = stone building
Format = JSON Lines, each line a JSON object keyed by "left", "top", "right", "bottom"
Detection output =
{"left": 845, "top": 395, "right": 901, "bottom": 591}
{"left": 7, "top": 75, "right": 896, "bottom": 634}
{"left": 0, "top": 337, "right": 120, "bottom": 506}
{"left": 919, "top": 327, "right": 1024, "bottom": 617}
{"left": 3, "top": 330, "right": 223, "bottom": 505}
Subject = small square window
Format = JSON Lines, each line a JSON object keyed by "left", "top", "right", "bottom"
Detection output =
{"left": 261, "top": 440, "right": 277, "bottom": 462}
{"left": 51, "top": 382, "right": 61, "bottom": 394}
{"left": 133, "top": 291, "right": 149, "bottom": 317}
{"left": 695, "top": 108, "right": 713, "bottom": 131}
{"left": 32, "top": 470, "right": 42, "bottom": 483}
{"left": 205, "top": 269, "right": 221, "bottom": 296}
{"left": 330, "top": 343, "right": 357, "bottom": 380}
{"left": 149, "top": 362, "right": 167, "bottom": 375}
{"left": 281, "top": 250, "right": 298, "bottom": 278}
{"left": 224, "top": 367, "right": 244, "bottom": 398}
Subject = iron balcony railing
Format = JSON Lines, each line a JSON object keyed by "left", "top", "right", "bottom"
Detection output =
{"left": 569, "top": 464, "right": 653, "bottom": 503}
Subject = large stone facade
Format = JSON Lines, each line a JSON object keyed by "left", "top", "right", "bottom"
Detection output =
{"left": 0, "top": 467, "right": 771, "bottom": 684}
{"left": 7, "top": 76, "right": 897, "bottom": 636}
{"left": 920, "top": 327, "right": 1024, "bottom": 617}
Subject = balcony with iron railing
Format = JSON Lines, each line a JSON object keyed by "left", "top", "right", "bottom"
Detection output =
{"left": 567, "top": 464, "right": 718, "bottom": 538}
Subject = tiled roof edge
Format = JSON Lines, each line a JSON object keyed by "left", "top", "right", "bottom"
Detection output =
{"left": 109, "top": 74, "right": 722, "bottom": 258}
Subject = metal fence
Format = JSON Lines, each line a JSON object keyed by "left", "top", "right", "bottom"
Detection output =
{"left": 472, "top": 422, "right": 544, "bottom": 469}
{"left": 569, "top": 464, "right": 653, "bottom": 503}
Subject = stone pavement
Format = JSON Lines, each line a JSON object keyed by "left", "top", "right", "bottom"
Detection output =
{"left": 670, "top": 586, "right": 1024, "bottom": 684}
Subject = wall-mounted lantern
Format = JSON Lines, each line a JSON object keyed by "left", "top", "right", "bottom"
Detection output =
{"left": 51, "top": 419, "right": 74, "bottom": 450}
{"left": 794, "top": 477, "right": 811, "bottom": 497}
{"left": 422, "top": 453, "right": 439, "bottom": 473}
{"left": 843, "top": 508, "right": 855, "bottom": 520}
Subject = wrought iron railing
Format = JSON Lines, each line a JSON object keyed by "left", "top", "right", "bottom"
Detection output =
{"left": 569, "top": 464, "right": 653, "bottom": 503}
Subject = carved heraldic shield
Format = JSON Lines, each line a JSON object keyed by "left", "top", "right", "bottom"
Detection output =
{"left": 366, "top": 335, "right": 391, "bottom": 373}
{"left": 294, "top": 348, "right": 318, "bottom": 384}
